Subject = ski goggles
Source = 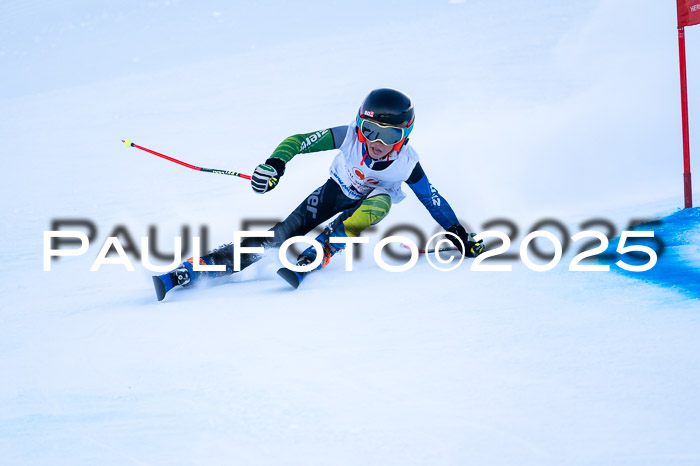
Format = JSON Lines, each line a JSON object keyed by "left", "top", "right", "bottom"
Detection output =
{"left": 356, "top": 116, "right": 413, "bottom": 146}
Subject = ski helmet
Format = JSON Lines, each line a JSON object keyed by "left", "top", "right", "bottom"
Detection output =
{"left": 357, "top": 88, "right": 415, "bottom": 151}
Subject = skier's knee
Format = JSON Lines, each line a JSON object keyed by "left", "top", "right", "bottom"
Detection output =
{"left": 342, "top": 194, "right": 391, "bottom": 236}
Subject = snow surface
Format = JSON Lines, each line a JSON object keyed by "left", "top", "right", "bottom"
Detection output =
{"left": 2, "top": 1, "right": 700, "bottom": 465}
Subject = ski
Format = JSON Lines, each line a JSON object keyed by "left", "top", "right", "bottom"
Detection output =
{"left": 277, "top": 245, "right": 329, "bottom": 289}
{"left": 152, "top": 273, "right": 175, "bottom": 301}
{"left": 276, "top": 267, "right": 311, "bottom": 289}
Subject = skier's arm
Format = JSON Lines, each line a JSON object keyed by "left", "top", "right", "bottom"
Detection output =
{"left": 251, "top": 126, "right": 348, "bottom": 194}
{"left": 269, "top": 126, "right": 347, "bottom": 163}
{"left": 406, "top": 163, "right": 460, "bottom": 229}
{"left": 406, "top": 163, "right": 484, "bottom": 257}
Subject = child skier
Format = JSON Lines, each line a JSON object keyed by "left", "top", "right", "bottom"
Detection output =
{"left": 153, "top": 88, "right": 484, "bottom": 300}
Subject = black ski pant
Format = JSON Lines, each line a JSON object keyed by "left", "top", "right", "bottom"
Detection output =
{"left": 206, "top": 178, "right": 363, "bottom": 273}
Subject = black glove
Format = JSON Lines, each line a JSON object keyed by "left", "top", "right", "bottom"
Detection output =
{"left": 251, "top": 157, "right": 286, "bottom": 194}
{"left": 447, "top": 224, "right": 484, "bottom": 257}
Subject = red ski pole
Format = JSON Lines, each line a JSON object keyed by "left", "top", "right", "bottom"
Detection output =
{"left": 122, "top": 139, "right": 252, "bottom": 180}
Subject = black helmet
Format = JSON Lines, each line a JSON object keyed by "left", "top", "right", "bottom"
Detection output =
{"left": 358, "top": 88, "right": 415, "bottom": 128}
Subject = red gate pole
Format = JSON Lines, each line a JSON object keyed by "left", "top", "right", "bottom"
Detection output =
{"left": 679, "top": 26, "right": 694, "bottom": 208}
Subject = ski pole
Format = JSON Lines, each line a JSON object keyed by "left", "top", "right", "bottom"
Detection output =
{"left": 401, "top": 243, "right": 458, "bottom": 254}
{"left": 122, "top": 139, "right": 252, "bottom": 180}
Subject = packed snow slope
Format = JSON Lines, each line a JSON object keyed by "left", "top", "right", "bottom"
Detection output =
{"left": 2, "top": 1, "right": 700, "bottom": 465}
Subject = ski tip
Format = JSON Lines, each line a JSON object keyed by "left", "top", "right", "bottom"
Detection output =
{"left": 276, "top": 267, "right": 301, "bottom": 289}
{"left": 152, "top": 275, "right": 167, "bottom": 301}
